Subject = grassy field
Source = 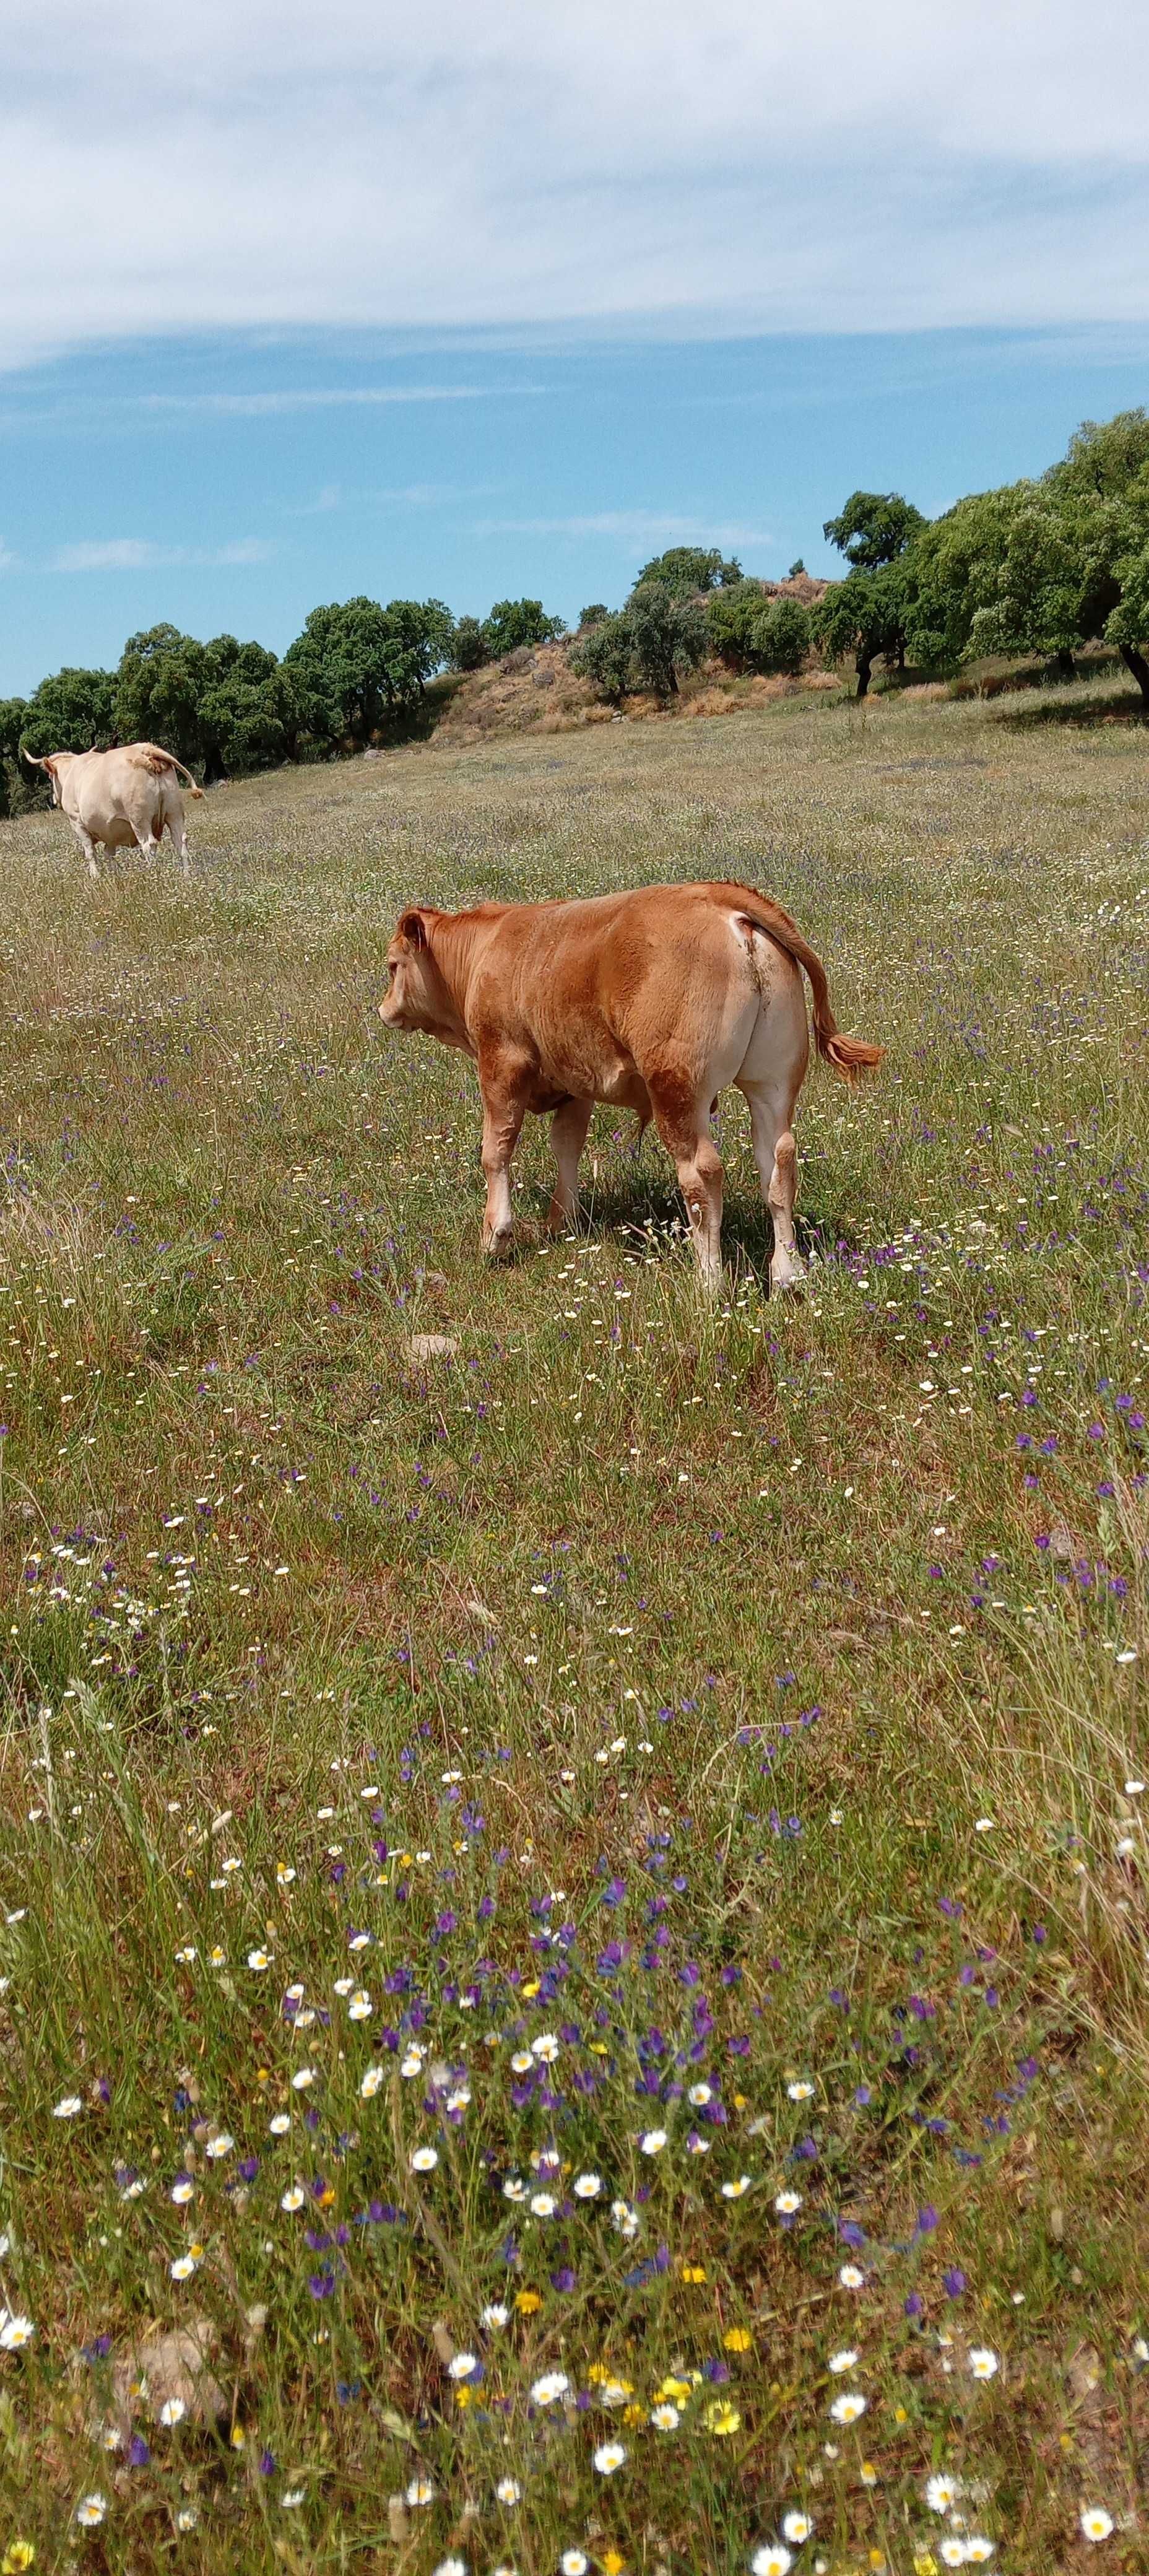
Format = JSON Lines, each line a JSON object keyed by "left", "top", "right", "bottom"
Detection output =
{"left": 1, "top": 684, "right": 1147, "bottom": 2575}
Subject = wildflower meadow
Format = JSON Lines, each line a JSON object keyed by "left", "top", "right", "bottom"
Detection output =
{"left": 0, "top": 684, "right": 1146, "bottom": 2572}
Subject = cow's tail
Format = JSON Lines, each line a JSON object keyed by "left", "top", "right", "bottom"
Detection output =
{"left": 133, "top": 744, "right": 206, "bottom": 798}
{"left": 734, "top": 888, "right": 884, "bottom": 1082}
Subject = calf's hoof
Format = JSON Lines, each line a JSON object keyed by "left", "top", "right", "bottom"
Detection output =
{"left": 770, "top": 1256, "right": 807, "bottom": 1296}
{"left": 482, "top": 1227, "right": 514, "bottom": 1260}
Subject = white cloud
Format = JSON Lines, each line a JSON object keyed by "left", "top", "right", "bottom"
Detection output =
{"left": 476, "top": 510, "right": 774, "bottom": 550}
{"left": 0, "top": 536, "right": 17, "bottom": 571}
{"left": 3, "top": 2, "right": 1149, "bottom": 368}
{"left": 50, "top": 537, "right": 274, "bottom": 572}
{"left": 136, "top": 386, "right": 501, "bottom": 416}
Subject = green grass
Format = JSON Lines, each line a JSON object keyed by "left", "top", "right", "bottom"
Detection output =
{"left": 0, "top": 689, "right": 1147, "bottom": 2574}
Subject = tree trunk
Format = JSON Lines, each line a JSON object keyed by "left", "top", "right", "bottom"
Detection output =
{"left": 897, "top": 637, "right": 906, "bottom": 671}
{"left": 1053, "top": 648, "right": 1077, "bottom": 682}
{"left": 855, "top": 647, "right": 872, "bottom": 699}
{"left": 1119, "top": 640, "right": 1149, "bottom": 704}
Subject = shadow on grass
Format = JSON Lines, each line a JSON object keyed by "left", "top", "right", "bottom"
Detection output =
{"left": 995, "top": 687, "right": 1149, "bottom": 732}
{"left": 523, "top": 1167, "right": 856, "bottom": 1289}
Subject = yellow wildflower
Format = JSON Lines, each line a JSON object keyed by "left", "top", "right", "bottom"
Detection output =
{"left": 703, "top": 2401, "right": 741, "bottom": 2437}
{"left": 514, "top": 2290, "right": 542, "bottom": 2315}
{"left": 601, "top": 2553, "right": 625, "bottom": 2576}
{"left": 723, "top": 2326, "right": 752, "bottom": 2352}
{"left": 680, "top": 2263, "right": 707, "bottom": 2284}
{"left": 2, "top": 2546, "right": 35, "bottom": 2575}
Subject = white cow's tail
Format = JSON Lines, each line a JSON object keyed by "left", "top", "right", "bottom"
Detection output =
{"left": 131, "top": 743, "right": 206, "bottom": 799}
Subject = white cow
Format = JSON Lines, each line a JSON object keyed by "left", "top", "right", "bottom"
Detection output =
{"left": 22, "top": 742, "right": 204, "bottom": 877}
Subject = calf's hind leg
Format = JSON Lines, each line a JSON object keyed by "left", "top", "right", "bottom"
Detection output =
{"left": 648, "top": 1072, "right": 725, "bottom": 1292}
{"left": 546, "top": 1097, "right": 592, "bottom": 1231}
{"left": 741, "top": 1079, "right": 805, "bottom": 1292}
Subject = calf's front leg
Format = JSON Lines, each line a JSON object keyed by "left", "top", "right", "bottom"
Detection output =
{"left": 479, "top": 1090, "right": 526, "bottom": 1257}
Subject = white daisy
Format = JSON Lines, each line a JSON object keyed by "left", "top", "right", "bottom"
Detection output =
{"left": 529, "top": 2370, "right": 570, "bottom": 2407}
{"left": 1080, "top": 2509, "right": 1114, "bottom": 2544}
{"left": 638, "top": 2128, "right": 667, "bottom": 2154}
{"left": 75, "top": 2494, "right": 108, "bottom": 2527}
{"left": 828, "top": 2391, "right": 866, "bottom": 2424}
{"left": 409, "top": 2146, "right": 438, "bottom": 2173}
{"left": 573, "top": 2172, "right": 602, "bottom": 2198}
{"left": 968, "top": 2346, "right": 999, "bottom": 2380}
{"left": 592, "top": 2440, "right": 626, "bottom": 2474}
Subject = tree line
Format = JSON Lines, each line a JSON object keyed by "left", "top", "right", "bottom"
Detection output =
{"left": 0, "top": 594, "right": 564, "bottom": 815}
{"left": 4, "top": 407, "right": 1148, "bottom": 814}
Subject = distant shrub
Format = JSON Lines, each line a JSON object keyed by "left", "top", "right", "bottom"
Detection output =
{"left": 634, "top": 546, "right": 742, "bottom": 597}
{"left": 569, "top": 612, "right": 633, "bottom": 703}
{"left": 750, "top": 598, "right": 810, "bottom": 676}
{"left": 706, "top": 579, "right": 771, "bottom": 669}
{"left": 482, "top": 599, "right": 565, "bottom": 658}
{"left": 578, "top": 604, "right": 610, "bottom": 629}
{"left": 625, "top": 583, "right": 708, "bottom": 697}
{"left": 787, "top": 558, "right": 807, "bottom": 578}
{"left": 451, "top": 616, "right": 488, "bottom": 671}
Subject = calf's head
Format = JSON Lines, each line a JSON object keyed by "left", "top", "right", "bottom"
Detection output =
{"left": 379, "top": 908, "right": 462, "bottom": 1042}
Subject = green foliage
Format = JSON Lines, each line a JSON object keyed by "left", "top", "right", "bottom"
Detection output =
{"left": 823, "top": 490, "right": 924, "bottom": 572}
{"left": 115, "top": 625, "right": 214, "bottom": 771}
{"left": 633, "top": 544, "right": 742, "bottom": 597}
{"left": 903, "top": 416, "right": 1149, "bottom": 698}
{"left": 751, "top": 597, "right": 810, "bottom": 676}
{"left": 0, "top": 694, "right": 28, "bottom": 816}
{"left": 481, "top": 598, "right": 565, "bottom": 658}
{"left": 578, "top": 603, "right": 610, "bottom": 629}
{"left": 283, "top": 596, "right": 454, "bottom": 748}
{"left": 450, "top": 615, "right": 488, "bottom": 672}
{"left": 787, "top": 558, "right": 807, "bottom": 578}
{"left": 20, "top": 664, "right": 117, "bottom": 759}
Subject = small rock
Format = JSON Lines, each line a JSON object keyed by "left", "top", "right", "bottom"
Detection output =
{"left": 408, "top": 1333, "right": 457, "bottom": 1363}
{"left": 1049, "top": 1521, "right": 1075, "bottom": 1561}
{"left": 110, "top": 2321, "right": 226, "bottom": 2426}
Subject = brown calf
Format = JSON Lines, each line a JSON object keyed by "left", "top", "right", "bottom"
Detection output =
{"left": 379, "top": 881, "right": 882, "bottom": 1290}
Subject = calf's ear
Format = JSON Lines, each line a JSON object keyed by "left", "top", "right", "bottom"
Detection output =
{"left": 397, "top": 908, "right": 428, "bottom": 949}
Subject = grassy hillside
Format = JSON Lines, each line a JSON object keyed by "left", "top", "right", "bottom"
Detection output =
{"left": 0, "top": 686, "right": 1147, "bottom": 2571}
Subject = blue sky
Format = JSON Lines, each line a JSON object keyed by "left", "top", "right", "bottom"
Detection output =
{"left": 3, "top": 1, "right": 1149, "bottom": 697}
